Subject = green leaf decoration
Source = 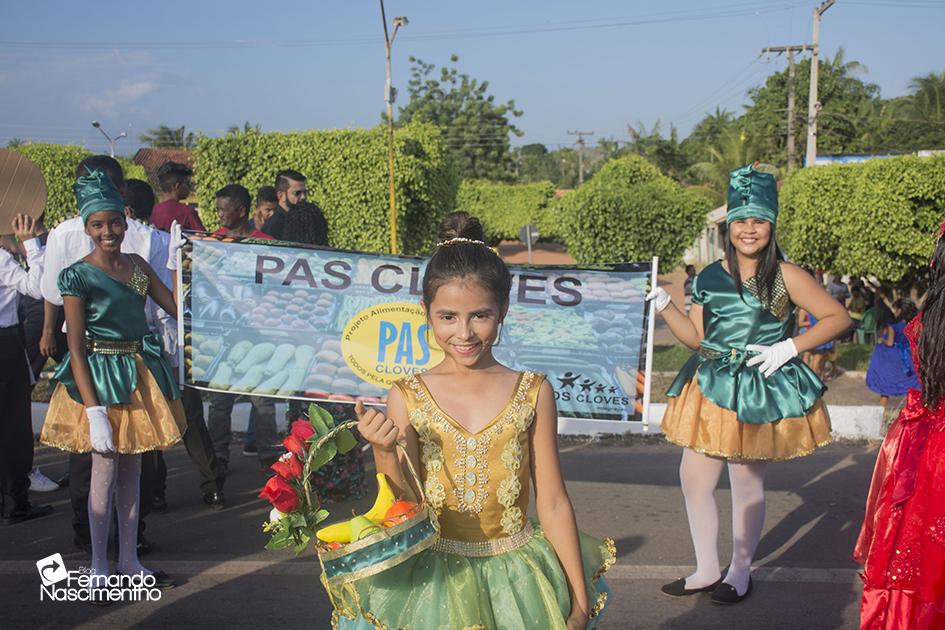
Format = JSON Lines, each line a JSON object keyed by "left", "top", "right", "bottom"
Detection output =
{"left": 311, "top": 440, "right": 338, "bottom": 471}
{"left": 334, "top": 428, "right": 358, "bottom": 454}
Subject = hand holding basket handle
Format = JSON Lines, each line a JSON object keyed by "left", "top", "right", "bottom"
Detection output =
{"left": 355, "top": 400, "right": 401, "bottom": 453}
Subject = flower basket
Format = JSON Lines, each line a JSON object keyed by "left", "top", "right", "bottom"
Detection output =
{"left": 313, "top": 420, "right": 439, "bottom": 586}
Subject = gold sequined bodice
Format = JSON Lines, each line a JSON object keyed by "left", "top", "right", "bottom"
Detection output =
{"left": 396, "top": 371, "right": 544, "bottom": 549}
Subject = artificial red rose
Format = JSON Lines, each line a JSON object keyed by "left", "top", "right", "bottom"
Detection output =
{"left": 290, "top": 419, "right": 316, "bottom": 442}
{"left": 270, "top": 452, "right": 304, "bottom": 480}
{"left": 259, "top": 476, "right": 299, "bottom": 513}
{"left": 283, "top": 434, "right": 306, "bottom": 458}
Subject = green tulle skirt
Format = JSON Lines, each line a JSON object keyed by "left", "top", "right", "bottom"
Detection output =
{"left": 329, "top": 521, "right": 615, "bottom": 630}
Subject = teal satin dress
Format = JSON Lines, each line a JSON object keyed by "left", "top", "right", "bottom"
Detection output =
{"left": 666, "top": 261, "right": 826, "bottom": 423}
{"left": 52, "top": 260, "right": 179, "bottom": 406}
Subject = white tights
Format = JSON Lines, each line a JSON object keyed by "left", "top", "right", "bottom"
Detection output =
{"left": 679, "top": 448, "right": 767, "bottom": 595}
{"left": 89, "top": 452, "right": 152, "bottom": 584}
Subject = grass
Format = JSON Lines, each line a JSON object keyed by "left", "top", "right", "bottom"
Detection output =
{"left": 651, "top": 343, "right": 873, "bottom": 373}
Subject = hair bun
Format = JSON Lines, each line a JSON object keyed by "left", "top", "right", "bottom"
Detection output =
{"left": 438, "top": 211, "right": 485, "bottom": 242}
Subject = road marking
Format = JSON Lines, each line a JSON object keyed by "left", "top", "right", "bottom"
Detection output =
{"left": 0, "top": 560, "right": 860, "bottom": 584}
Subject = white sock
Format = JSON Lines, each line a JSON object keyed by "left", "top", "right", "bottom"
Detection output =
{"left": 724, "top": 460, "right": 768, "bottom": 595}
{"left": 89, "top": 452, "right": 118, "bottom": 585}
{"left": 114, "top": 454, "right": 152, "bottom": 577}
{"left": 679, "top": 448, "right": 725, "bottom": 588}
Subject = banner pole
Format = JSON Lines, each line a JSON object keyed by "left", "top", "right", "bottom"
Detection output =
{"left": 176, "top": 239, "right": 186, "bottom": 386}
{"left": 641, "top": 256, "right": 659, "bottom": 433}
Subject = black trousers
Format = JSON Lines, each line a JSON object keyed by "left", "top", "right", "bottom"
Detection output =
{"left": 148, "top": 386, "right": 225, "bottom": 498}
{"left": 0, "top": 329, "right": 34, "bottom": 512}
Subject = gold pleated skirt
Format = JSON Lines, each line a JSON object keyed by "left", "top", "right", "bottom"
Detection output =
{"left": 661, "top": 376, "right": 832, "bottom": 461}
{"left": 40, "top": 355, "right": 186, "bottom": 455}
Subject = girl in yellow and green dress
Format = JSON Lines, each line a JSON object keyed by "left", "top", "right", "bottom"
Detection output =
{"left": 647, "top": 164, "right": 851, "bottom": 604}
{"left": 40, "top": 169, "right": 185, "bottom": 598}
{"left": 334, "top": 212, "right": 614, "bottom": 629}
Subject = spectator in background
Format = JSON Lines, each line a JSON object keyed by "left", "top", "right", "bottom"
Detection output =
{"left": 261, "top": 170, "right": 308, "bottom": 239}
{"left": 151, "top": 162, "right": 205, "bottom": 232}
{"left": 126, "top": 179, "right": 228, "bottom": 512}
{"left": 252, "top": 186, "right": 278, "bottom": 231}
{"left": 205, "top": 185, "right": 282, "bottom": 476}
{"left": 4, "top": 215, "right": 62, "bottom": 493}
{"left": 0, "top": 214, "right": 52, "bottom": 524}
{"left": 826, "top": 274, "right": 851, "bottom": 306}
{"left": 865, "top": 299, "right": 920, "bottom": 409}
{"left": 683, "top": 264, "right": 696, "bottom": 315}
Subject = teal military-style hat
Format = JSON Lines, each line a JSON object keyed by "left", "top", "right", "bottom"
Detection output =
{"left": 725, "top": 163, "right": 778, "bottom": 226}
{"left": 74, "top": 168, "right": 124, "bottom": 224}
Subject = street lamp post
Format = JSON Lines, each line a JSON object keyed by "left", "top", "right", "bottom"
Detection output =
{"left": 91, "top": 121, "right": 127, "bottom": 158}
{"left": 380, "top": 1, "right": 408, "bottom": 254}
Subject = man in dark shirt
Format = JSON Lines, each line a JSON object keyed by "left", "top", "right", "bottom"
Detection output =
{"left": 261, "top": 169, "right": 308, "bottom": 239}
{"left": 151, "top": 161, "right": 205, "bottom": 232}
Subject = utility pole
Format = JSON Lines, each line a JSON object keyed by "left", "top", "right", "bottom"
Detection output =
{"left": 761, "top": 45, "right": 813, "bottom": 171}
{"left": 805, "top": 0, "right": 835, "bottom": 167}
{"left": 567, "top": 130, "right": 594, "bottom": 185}
{"left": 380, "top": 1, "right": 408, "bottom": 254}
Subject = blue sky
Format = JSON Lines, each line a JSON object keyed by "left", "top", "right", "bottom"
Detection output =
{"left": 0, "top": 0, "right": 942, "bottom": 154}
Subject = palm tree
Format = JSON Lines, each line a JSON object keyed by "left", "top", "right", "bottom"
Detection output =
{"left": 689, "top": 128, "right": 763, "bottom": 195}
{"left": 5, "top": 138, "right": 27, "bottom": 148}
{"left": 226, "top": 121, "right": 262, "bottom": 135}
{"left": 903, "top": 72, "right": 945, "bottom": 123}
{"left": 139, "top": 125, "right": 198, "bottom": 149}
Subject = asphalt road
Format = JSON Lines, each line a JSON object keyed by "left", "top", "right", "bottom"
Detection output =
{"left": 1, "top": 437, "right": 877, "bottom": 629}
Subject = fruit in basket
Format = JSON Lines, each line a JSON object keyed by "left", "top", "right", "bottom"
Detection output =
{"left": 316, "top": 520, "right": 351, "bottom": 544}
{"left": 350, "top": 515, "right": 383, "bottom": 541}
{"left": 382, "top": 500, "right": 420, "bottom": 527}
{"left": 316, "top": 473, "right": 396, "bottom": 543}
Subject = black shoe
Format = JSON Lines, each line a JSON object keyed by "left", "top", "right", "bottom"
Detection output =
{"left": 55, "top": 472, "right": 70, "bottom": 489}
{"left": 117, "top": 569, "right": 176, "bottom": 590}
{"left": 661, "top": 574, "right": 724, "bottom": 597}
{"left": 2, "top": 502, "right": 52, "bottom": 525}
{"left": 203, "top": 491, "right": 226, "bottom": 511}
{"left": 74, "top": 536, "right": 93, "bottom": 554}
{"left": 711, "top": 578, "right": 753, "bottom": 605}
{"left": 152, "top": 495, "right": 168, "bottom": 512}
{"left": 242, "top": 444, "right": 258, "bottom": 457}
{"left": 137, "top": 536, "right": 154, "bottom": 556}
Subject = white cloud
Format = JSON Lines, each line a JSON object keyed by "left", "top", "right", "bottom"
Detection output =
{"left": 83, "top": 80, "right": 159, "bottom": 116}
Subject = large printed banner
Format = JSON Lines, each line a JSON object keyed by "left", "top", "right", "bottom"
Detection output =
{"left": 181, "top": 235, "right": 654, "bottom": 422}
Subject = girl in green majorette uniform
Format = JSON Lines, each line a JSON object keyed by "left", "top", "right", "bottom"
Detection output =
{"left": 647, "top": 164, "right": 851, "bottom": 604}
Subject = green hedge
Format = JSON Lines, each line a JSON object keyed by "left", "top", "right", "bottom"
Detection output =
{"left": 193, "top": 123, "right": 457, "bottom": 254}
{"left": 13, "top": 144, "right": 149, "bottom": 227}
{"left": 455, "top": 180, "right": 558, "bottom": 244}
{"left": 555, "top": 156, "right": 712, "bottom": 266}
{"left": 780, "top": 155, "right": 945, "bottom": 285}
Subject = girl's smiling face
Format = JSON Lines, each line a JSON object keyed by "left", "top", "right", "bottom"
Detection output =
{"left": 729, "top": 218, "right": 772, "bottom": 257}
{"left": 423, "top": 276, "right": 506, "bottom": 368}
{"left": 85, "top": 211, "right": 126, "bottom": 253}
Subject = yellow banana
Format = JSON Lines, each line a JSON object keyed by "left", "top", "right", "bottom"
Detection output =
{"left": 364, "top": 473, "right": 396, "bottom": 522}
{"left": 315, "top": 473, "right": 396, "bottom": 544}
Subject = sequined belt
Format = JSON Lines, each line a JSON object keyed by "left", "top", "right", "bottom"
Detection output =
{"left": 699, "top": 345, "right": 757, "bottom": 375}
{"left": 86, "top": 338, "right": 143, "bottom": 355}
{"left": 432, "top": 522, "right": 534, "bottom": 557}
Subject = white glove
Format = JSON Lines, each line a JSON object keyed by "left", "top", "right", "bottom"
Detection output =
{"left": 86, "top": 406, "right": 115, "bottom": 453}
{"left": 645, "top": 286, "right": 672, "bottom": 312}
{"left": 166, "top": 220, "right": 184, "bottom": 272}
{"left": 746, "top": 339, "right": 798, "bottom": 379}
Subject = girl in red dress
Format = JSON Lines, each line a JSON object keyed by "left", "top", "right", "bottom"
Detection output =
{"left": 854, "top": 222, "right": 945, "bottom": 629}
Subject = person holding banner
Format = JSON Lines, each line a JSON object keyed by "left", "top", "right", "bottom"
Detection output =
{"left": 338, "top": 213, "right": 614, "bottom": 630}
{"left": 39, "top": 169, "right": 184, "bottom": 598}
{"left": 647, "top": 163, "right": 850, "bottom": 604}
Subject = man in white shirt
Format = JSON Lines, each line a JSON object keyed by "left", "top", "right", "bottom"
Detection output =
{"left": 0, "top": 213, "right": 52, "bottom": 525}
{"left": 39, "top": 156, "right": 164, "bottom": 552}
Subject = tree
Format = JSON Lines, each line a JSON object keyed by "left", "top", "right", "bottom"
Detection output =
{"left": 227, "top": 121, "right": 262, "bottom": 135}
{"left": 689, "top": 127, "right": 764, "bottom": 195}
{"left": 6, "top": 138, "right": 27, "bottom": 148}
{"left": 397, "top": 54, "right": 523, "bottom": 181}
{"left": 740, "top": 49, "right": 880, "bottom": 163}
{"left": 879, "top": 72, "right": 945, "bottom": 150}
{"left": 139, "top": 125, "right": 198, "bottom": 149}
{"left": 624, "top": 121, "right": 690, "bottom": 182}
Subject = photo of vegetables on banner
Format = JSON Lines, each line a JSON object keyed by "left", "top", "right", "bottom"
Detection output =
{"left": 179, "top": 233, "right": 654, "bottom": 422}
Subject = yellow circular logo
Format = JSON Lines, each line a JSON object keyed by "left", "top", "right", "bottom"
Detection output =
{"left": 341, "top": 302, "right": 444, "bottom": 388}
